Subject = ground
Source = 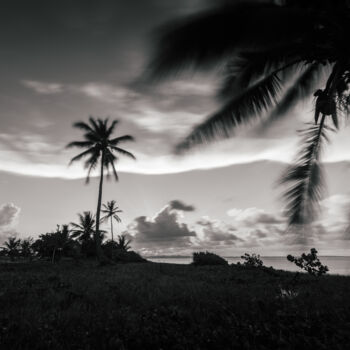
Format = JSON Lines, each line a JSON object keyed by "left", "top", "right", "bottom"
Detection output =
{"left": 1, "top": 261, "right": 350, "bottom": 349}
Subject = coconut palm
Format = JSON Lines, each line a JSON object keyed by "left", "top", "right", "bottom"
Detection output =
{"left": 101, "top": 200, "right": 122, "bottom": 242}
{"left": 70, "top": 212, "right": 96, "bottom": 242}
{"left": 148, "top": 0, "right": 350, "bottom": 226}
{"left": 3, "top": 237, "right": 21, "bottom": 261}
{"left": 67, "top": 117, "right": 135, "bottom": 260}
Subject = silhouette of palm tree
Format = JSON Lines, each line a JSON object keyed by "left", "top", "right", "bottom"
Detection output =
{"left": 115, "top": 235, "right": 131, "bottom": 251}
{"left": 101, "top": 200, "right": 122, "bottom": 242}
{"left": 67, "top": 117, "right": 135, "bottom": 260}
{"left": 3, "top": 237, "right": 21, "bottom": 261}
{"left": 148, "top": 0, "right": 350, "bottom": 226}
{"left": 70, "top": 212, "right": 96, "bottom": 242}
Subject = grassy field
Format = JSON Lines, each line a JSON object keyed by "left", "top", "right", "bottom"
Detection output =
{"left": 1, "top": 261, "right": 350, "bottom": 349}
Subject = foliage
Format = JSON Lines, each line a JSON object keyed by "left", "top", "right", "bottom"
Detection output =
{"left": 20, "top": 238, "right": 34, "bottom": 259}
{"left": 67, "top": 117, "right": 135, "bottom": 261}
{"left": 2, "top": 237, "right": 21, "bottom": 260}
{"left": 192, "top": 251, "right": 228, "bottom": 266}
{"left": 240, "top": 253, "right": 264, "bottom": 267}
{"left": 101, "top": 200, "right": 122, "bottom": 242}
{"left": 32, "top": 226, "right": 77, "bottom": 262}
{"left": 287, "top": 248, "right": 329, "bottom": 276}
{"left": 102, "top": 239, "right": 145, "bottom": 263}
{"left": 0, "top": 261, "right": 350, "bottom": 349}
{"left": 148, "top": 0, "right": 350, "bottom": 226}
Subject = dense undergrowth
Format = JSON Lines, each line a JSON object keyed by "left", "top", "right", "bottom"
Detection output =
{"left": 1, "top": 261, "right": 349, "bottom": 349}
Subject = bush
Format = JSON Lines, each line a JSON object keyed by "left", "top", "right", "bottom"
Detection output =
{"left": 102, "top": 241, "right": 146, "bottom": 263}
{"left": 287, "top": 248, "right": 328, "bottom": 276}
{"left": 192, "top": 251, "right": 228, "bottom": 266}
{"left": 240, "top": 253, "right": 263, "bottom": 267}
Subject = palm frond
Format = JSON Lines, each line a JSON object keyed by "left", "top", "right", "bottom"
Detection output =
{"left": 66, "top": 141, "right": 94, "bottom": 149}
{"left": 69, "top": 148, "right": 95, "bottom": 165}
{"left": 106, "top": 119, "right": 118, "bottom": 137}
{"left": 219, "top": 50, "right": 303, "bottom": 100}
{"left": 280, "top": 121, "right": 333, "bottom": 226}
{"left": 111, "top": 146, "right": 136, "bottom": 160}
{"left": 148, "top": 3, "right": 317, "bottom": 79}
{"left": 109, "top": 135, "right": 135, "bottom": 145}
{"left": 176, "top": 73, "right": 282, "bottom": 152}
{"left": 259, "top": 62, "right": 325, "bottom": 130}
{"left": 73, "top": 121, "right": 94, "bottom": 133}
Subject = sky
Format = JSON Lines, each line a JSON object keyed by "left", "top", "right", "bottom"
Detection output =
{"left": 1, "top": 0, "right": 350, "bottom": 256}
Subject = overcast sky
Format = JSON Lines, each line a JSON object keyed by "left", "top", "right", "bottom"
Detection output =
{"left": 1, "top": 0, "right": 350, "bottom": 256}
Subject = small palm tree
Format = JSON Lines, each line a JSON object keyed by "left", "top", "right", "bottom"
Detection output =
{"left": 70, "top": 212, "right": 96, "bottom": 243}
{"left": 148, "top": 0, "right": 350, "bottom": 227}
{"left": 101, "top": 200, "right": 122, "bottom": 242}
{"left": 115, "top": 235, "right": 132, "bottom": 251}
{"left": 20, "top": 238, "right": 34, "bottom": 260}
{"left": 67, "top": 117, "right": 135, "bottom": 260}
{"left": 3, "top": 237, "right": 21, "bottom": 261}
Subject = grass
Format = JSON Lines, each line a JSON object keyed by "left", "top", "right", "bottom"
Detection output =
{"left": 1, "top": 261, "right": 350, "bottom": 349}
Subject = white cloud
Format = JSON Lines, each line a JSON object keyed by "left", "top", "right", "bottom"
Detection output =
{"left": 22, "top": 80, "right": 63, "bottom": 94}
{"left": 0, "top": 203, "right": 20, "bottom": 227}
{"left": 227, "top": 207, "right": 283, "bottom": 226}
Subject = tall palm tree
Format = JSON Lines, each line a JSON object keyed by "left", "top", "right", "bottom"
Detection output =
{"left": 67, "top": 117, "right": 135, "bottom": 260}
{"left": 148, "top": 0, "right": 350, "bottom": 226}
{"left": 101, "top": 200, "right": 122, "bottom": 242}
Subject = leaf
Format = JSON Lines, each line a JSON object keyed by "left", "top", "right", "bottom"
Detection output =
{"left": 175, "top": 73, "right": 282, "bottom": 152}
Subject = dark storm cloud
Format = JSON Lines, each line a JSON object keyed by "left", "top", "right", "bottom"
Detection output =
{"left": 169, "top": 200, "right": 195, "bottom": 212}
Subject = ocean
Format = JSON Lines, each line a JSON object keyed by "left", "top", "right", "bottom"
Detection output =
{"left": 148, "top": 256, "right": 350, "bottom": 275}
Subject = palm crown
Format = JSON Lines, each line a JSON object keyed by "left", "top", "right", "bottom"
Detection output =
{"left": 70, "top": 212, "right": 96, "bottom": 242}
{"left": 148, "top": 0, "right": 350, "bottom": 226}
{"left": 67, "top": 117, "right": 136, "bottom": 183}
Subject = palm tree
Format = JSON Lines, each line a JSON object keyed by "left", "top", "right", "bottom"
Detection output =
{"left": 67, "top": 117, "right": 135, "bottom": 260}
{"left": 3, "top": 237, "right": 21, "bottom": 261}
{"left": 20, "top": 237, "right": 34, "bottom": 260}
{"left": 70, "top": 212, "right": 96, "bottom": 242}
{"left": 115, "top": 235, "right": 132, "bottom": 251}
{"left": 148, "top": 0, "right": 350, "bottom": 226}
{"left": 101, "top": 200, "right": 122, "bottom": 242}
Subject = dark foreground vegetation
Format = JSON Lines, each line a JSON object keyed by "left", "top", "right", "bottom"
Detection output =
{"left": 1, "top": 261, "right": 350, "bottom": 350}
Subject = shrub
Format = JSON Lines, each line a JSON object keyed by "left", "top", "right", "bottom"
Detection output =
{"left": 240, "top": 253, "right": 263, "bottom": 267}
{"left": 192, "top": 251, "right": 228, "bottom": 266}
{"left": 287, "top": 248, "right": 329, "bottom": 276}
{"left": 102, "top": 241, "right": 146, "bottom": 263}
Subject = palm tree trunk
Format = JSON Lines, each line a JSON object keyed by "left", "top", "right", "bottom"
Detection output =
{"left": 111, "top": 218, "right": 114, "bottom": 242}
{"left": 95, "top": 151, "right": 105, "bottom": 261}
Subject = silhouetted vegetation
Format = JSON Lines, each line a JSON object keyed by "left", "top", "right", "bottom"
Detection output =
{"left": 287, "top": 248, "right": 329, "bottom": 276}
{"left": 67, "top": 117, "right": 135, "bottom": 261}
{"left": 101, "top": 200, "right": 122, "bottom": 242}
{"left": 0, "top": 261, "right": 349, "bottom": 349}
{"left": 240, "top": 253, "right": 264, "bottom": 267}
{"left": 148, "top": 0, "right": 350, "bottom": 227}
{"left": 192, "top": 251, "right": 228, "bottom": 266}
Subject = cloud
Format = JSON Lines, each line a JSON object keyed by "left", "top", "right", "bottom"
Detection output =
{"left": 197, "top": 217, "right": 241, "bottom": 244}
{"left": 0, "top": 203, "right": 21, "bottom": 228}
{"left": 169, "top": 200, "right": 195, "bottom": 212}
{"left": 128, "top": 205, "right": 196, "bottom": 251}
{"left": 22, "top": 80, "right": 63, "bottom": 94}
{"left": 227, "top": 207, "right": 283, "bottom": 226}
